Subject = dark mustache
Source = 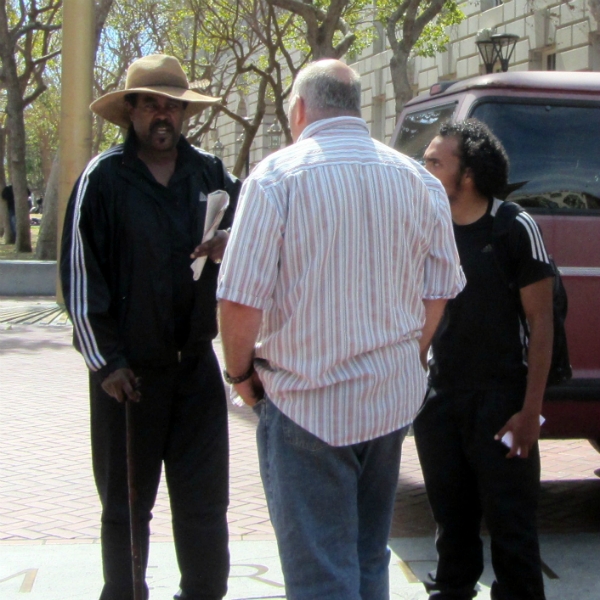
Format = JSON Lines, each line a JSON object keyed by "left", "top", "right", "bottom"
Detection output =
{"left": 150, "top": 121, "right": 174, "bottom": 134}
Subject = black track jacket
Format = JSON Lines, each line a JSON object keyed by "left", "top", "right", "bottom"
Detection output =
{"left": 60, "top": 133, "right": 241, "bottom": 379}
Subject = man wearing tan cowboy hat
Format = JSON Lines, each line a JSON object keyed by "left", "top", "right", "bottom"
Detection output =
{"left": 61, "top": 54, "right": 241, "bottom": 600}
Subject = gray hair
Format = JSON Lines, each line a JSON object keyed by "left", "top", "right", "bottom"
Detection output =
{"left": 292, "top": 61, "right": 361, "bottom": 117}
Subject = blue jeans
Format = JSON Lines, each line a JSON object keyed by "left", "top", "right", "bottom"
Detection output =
{"left": 255, "top": 397, "right": 408, "bottom": 600}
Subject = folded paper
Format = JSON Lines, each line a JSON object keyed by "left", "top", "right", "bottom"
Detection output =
{"left": 191, "top": 190, "right": 230, "bottom": 281}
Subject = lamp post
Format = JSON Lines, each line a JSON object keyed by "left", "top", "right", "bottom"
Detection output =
{"left": 267, "top": 121, "right": 282, "bottom": 150}
{"left": 476, "top": 32, "right": 519, "bottom": 74}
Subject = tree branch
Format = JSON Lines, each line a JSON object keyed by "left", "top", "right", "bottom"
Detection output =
{"left": 31, "top": 49, "right": 61, "bottom": 65}
{"left": 333, "top": 31, "right": 356, "bottom": 57}
{"left": 23, "top": 82, "right": 48, "bottom": 107}
{"left": 94, "top": 0, "right": 115, "bottom": 56}
{"left": 15, "top": 21, "right": 61, "bottom": 37}
{"left": 268, "top": 0, "right": 325, "bottom": 25}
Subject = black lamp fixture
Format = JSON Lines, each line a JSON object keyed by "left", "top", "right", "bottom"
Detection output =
{"left": 476, "top": 32, "right": 519, "bottom": 73}
{"left": 267, "top": 121, "right": 282, "bottom": 150}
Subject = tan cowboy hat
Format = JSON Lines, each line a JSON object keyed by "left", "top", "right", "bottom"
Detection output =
{"left": 90, "top": 54, "right": 220, "bottom": 128}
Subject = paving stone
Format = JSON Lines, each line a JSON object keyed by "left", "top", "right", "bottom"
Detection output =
{"left": 1, "top": 297, "right": 599, "bottom": 598}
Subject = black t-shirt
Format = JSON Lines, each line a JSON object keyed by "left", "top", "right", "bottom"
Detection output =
{"left": 429, "top": 198, "right": 555, "bottom": 391}
{"left": 132, "top": 152, "right": 195, "bottom": 350}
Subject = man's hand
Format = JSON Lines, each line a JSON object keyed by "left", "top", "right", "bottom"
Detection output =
{"left": 419, "top": 348, "right": 429, "bottom": 371}
{"left": 190, "top": 229, "right": 229, "bottom": 263}
{"left": 233, "top": 371, "right": 264, "bottom": 407}
{"left": 101, "top": 368, "right": 141, "bottom": 403}
{"left": 219, "top": 299, "right": 264, "bottom": 407}
{"left": 495, "top": 410, "right": 541, "bottom": 459}
{"left": 420, "top": 298, "right": 447, "bottom": 371}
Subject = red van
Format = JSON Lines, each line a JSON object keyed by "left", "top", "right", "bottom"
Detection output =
{"left": 390, "top": 71, "right": 600, "bottom": 452}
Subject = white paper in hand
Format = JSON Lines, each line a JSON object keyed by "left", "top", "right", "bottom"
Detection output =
{"left": 191, "top": 190, "right": 230, "bottom": 281}
{"left": 500, "top": 415, "right": 545, "bottom": 455}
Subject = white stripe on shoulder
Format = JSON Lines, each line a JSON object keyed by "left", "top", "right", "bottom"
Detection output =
{"left": 70, "top": 146, "right": 123, "bottom": 371}
{"left": 190, "top": 145, "right": 214, "bottom": 159}
{"left": 516, "top": 212, "right": 549, "bottom": 263}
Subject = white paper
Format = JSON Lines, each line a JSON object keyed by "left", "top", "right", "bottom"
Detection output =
{"left": 191, "top": 190, "right": 230, "bottom": 281}
{"left": 228, "top": 385, "right": 245, "bottom": 407}
{"left": 500, "top": 415, "right": 545, "bottom": 455}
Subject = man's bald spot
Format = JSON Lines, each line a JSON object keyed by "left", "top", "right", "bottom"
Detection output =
{"left": 308, "top": 59, "right": 357, "bottom": 84}
{"left": 292, "top": 59, "right": 362, "bottom": 121}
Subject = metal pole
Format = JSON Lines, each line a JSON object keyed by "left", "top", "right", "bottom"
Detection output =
{"left": 56, "top": 0, "right": 94, "bottom": 304}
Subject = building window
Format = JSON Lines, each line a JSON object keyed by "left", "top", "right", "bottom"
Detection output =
{"left": 546, "top": 53, "right": 556, "bottom": 71}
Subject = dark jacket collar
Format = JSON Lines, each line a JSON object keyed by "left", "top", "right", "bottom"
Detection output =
{"left": 122, "top": 129, "right": 197, "bottom": 183}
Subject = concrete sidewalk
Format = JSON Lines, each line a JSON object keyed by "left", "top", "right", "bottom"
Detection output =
{"left": 2, "top": 534, "right": 600, "bottom": 599}
{"left": 1, "top": 298, "right": 599, "bottom": 599}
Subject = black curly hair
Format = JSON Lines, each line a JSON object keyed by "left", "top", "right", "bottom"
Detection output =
{"left": 438, "top": 119, "right": 509, "bottom": 199}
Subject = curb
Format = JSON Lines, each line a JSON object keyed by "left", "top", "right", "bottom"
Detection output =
{"left": 0, "top": 260, "right": 57, "bottom": 296}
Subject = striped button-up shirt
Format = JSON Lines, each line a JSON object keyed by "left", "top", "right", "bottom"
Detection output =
{"left": 218, "top": 117, "right": 465, "bottom": 446}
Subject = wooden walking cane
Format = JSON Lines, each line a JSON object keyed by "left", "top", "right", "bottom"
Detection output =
{"left": 125, "top": 399, "right": 145, "bottom": 600}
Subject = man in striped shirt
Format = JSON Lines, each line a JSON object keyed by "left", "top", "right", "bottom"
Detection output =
{"left": 415, "top": 120, "right": 553, "bottom": 600}
{"left": 217, "top": 60, "right": 464, "bottom": 600}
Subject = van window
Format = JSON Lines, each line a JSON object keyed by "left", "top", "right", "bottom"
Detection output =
{"left": 470, "top": 100, "right": 600, "bottom": 212}
{"left": 393, "top": 103, "right": 456, "bottom": 160}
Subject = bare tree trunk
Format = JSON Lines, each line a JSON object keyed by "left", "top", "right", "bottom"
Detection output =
{"left": 0, "top": 126, "right": 7, "bottom": 240}
{"left": 233, "top": 79, "right": 270, "bottom": 178}
{"left": 94, "top": 0, "right": 115, "bottom": 53}
{"left": 386, "top": 0, "right": 448, "bottom": 122}
{"left": 8, "top": 127, "right": 32, "bottom": 252}
{"left": 268, "top": 0, "right": 355, "bottom": 59}
{"left": 0, "top": 9, "right": 32, "bottom": 252}
{"left": 35, "top": 155, "right": 60, "bottom": 259}
{"left": 390, "top": 50, "right": 414, "bottom": 119}
{"left": 0, "top": 203, "right": 6, "bottom": 241}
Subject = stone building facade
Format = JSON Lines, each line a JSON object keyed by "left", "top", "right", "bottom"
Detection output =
{"left": 215, "top": 0, "right": 599, "bottom": 172}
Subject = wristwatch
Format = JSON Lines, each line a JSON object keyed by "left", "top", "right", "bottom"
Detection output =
{"left": 223, "top": 364, "right": 254, "bottom": 385}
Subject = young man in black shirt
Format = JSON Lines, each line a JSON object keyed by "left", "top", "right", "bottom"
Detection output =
{"left": 414, "top": 120, "right": 554, "bottom": 600}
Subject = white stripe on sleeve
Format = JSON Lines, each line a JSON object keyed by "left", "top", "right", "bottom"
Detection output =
{"left": 516, "top": 213, "right": 550, "bottom": 263}
{"left": 69, "top": 148, "right": 122, "bottom": 371}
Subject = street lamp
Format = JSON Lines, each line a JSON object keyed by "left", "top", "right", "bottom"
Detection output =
{"left": 475, "top": 37, "right": 496, "bottom": 73}
{"left": 492, "top": 33, "right": 520, "bottom": 72}
{"left": 476, "top": 32, "right": 519, "bottom": 74}
{"left": 267, "top": 121, "right": 282, "bottom": 150}
{"left": 212, "top": 139, "right": 224, "bottom": 159}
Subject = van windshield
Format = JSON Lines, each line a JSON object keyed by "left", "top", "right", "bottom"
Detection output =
{"left": 470, "top": 101, "right": 600, "bottom": 211}
{"left": 393, "top": 103, "right": 456, "bottom": 159}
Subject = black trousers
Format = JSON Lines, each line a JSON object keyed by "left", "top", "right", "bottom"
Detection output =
{"left": 90, "top": 345, "right": 229, "bottom": 600}
{"left": 413, "top": 387, "right": 545, "bottom": 600}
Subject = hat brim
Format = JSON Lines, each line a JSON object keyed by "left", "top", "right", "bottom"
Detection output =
{"left": 90, "top": 85, "right": 220, "bottom": 128}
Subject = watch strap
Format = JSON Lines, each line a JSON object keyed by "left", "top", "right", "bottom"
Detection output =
{"left": 223, "top": 364, "right": 254, "bottom": 385}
